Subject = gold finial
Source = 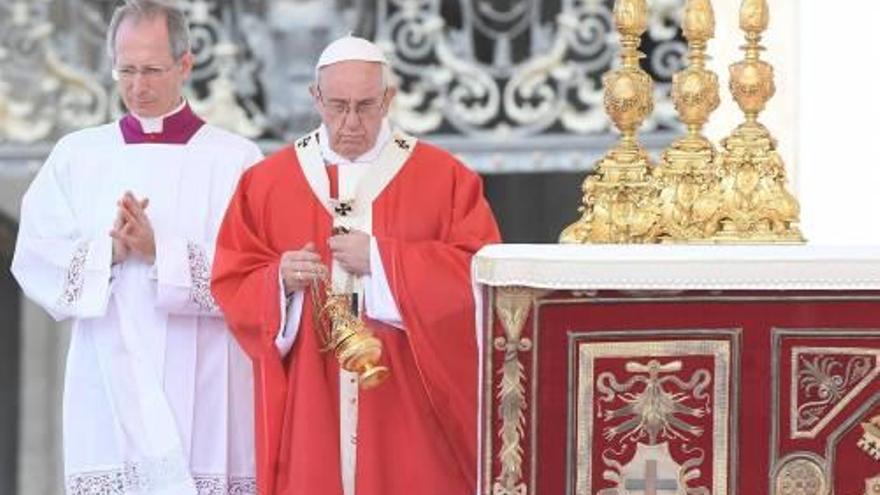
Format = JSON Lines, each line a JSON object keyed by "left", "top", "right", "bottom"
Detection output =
{"left": 675, "top": 0, "right": 720, "bottom": 131}
{"left": 605, "top": 0, "right": 652, "bottom": 145}
{"left": 729, "top": 0, "right": 774, "bottom": 122}
{"left": 683, "top": 0, "right": 715, "bottom": 45}
{"left": 740, "top": 0, "right": 770, "bottom": 34}
{"left": 614, "top": 0, "right": 649, "bottom": 37}
{"left": 560, "top": 0, "right": 659, "bottom": 244}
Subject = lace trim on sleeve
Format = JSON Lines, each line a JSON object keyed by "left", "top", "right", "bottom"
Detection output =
{"left": 57, "top": 242, "right": 90, "bottom": 307}
{"left": 65, "top": 458, "right": 192, "bottom": 494}
{"left": 193, "top": 476, "right": 258, "bottom": 495}
{"left": 67, "top": 467, "right": 256, "bottom": 495}
{"left": 187, "top": 241, "right": 219, "bottom": 312}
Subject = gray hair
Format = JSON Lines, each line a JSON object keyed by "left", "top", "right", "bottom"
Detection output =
{"left": 106, "top": 0, "right": 191, "bottom": 62}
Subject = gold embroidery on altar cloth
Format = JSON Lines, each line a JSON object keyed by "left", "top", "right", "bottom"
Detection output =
{"left": 491, "top": 287, "right": 546, "bottom": 495}
{"left": 790, "top": 347, "right": 880, "bottom": 440}
{"left": 863, "top": 474, "right": 880, "bottom": 495}
{"left": 575, "top": 339, "right": 731, "bottom": 495}
{"left": 859, "top": 415, "right": 880, "bottom": 461}
{"left": 773, "top": 456, "right": 828, "bottom": 495}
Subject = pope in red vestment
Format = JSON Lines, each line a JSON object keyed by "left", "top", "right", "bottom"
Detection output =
{"left": 211, "top": 36, "right": 501, "bottom": 495}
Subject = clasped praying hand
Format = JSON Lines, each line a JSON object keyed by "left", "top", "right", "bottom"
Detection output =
{"left": 110, "top": 191, "right": 156, "bottom": 265}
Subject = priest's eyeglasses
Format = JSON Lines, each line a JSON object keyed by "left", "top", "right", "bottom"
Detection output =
{"left": 112, "top": 64, "right": 177, "bottom": 82}
{"left": 316, "top": 87, "right": 388, "bottom": 120}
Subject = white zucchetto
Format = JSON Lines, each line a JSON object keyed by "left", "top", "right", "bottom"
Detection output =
{"left": 316, "top": 35, "right": 388, "bottom": 69}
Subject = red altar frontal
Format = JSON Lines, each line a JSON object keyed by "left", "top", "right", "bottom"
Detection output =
{"left": 473, "top": 245, "right": 880, "bottom": 495}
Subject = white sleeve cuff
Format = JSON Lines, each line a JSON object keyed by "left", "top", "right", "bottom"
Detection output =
{"left": 363, "top": 236, "right": 405, "bottom": 330}
{"left": 275, "top": 266, "right": 303, "bottom": 357}
{"left": 153, "top": 236, "right": 220, "bottom": 315}
{"left": 72, "top": 236, "right": 114, "bottom": 319}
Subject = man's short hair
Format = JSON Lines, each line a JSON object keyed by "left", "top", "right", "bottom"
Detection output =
{"left": 106, "top": 0, "right": 191, "bottom": 62}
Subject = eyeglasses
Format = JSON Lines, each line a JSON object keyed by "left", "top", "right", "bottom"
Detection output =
{"left": 112, "top": 63, "right": 178, "bottom": 82}
{"left": 316, "top": 87, "right": 388, "bottom": 120}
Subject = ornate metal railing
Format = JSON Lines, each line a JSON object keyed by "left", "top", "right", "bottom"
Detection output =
{"left": 0, "top": 0, "right": 685, "bottom": 174}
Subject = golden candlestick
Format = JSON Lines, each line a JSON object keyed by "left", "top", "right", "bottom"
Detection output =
{"left": 560, "top": 0, "right": 660, "bottom": 244}
{"left": 713, "top": 0, "right": 803, "bottom": 243}
{"left": 655, "top": 0, "right": 723, "bottom": 241}
{"left": 312, "top": 278, "right": 389, "bottom": 389}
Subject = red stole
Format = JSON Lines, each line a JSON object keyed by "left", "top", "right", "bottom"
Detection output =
{"left": 327, "top": 165, "right": 339, "bottom": 200}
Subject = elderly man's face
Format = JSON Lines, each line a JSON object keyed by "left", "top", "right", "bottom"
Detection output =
{"left": 312, "top": 61, "right": 394, "bottom": 160}
{"left": 113, "top": 14, "right": 192, "bottom": 118}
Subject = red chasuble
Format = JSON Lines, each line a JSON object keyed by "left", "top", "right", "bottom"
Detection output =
{"left": 211, "top": 136, "right": 501, "bottom": 495}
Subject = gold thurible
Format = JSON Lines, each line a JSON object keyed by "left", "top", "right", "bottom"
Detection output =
{"left": 559, "top": 0, "right": 660, "bottom": 244}
{"left": 312, "top": 276, "right": 389, "bottom": 389}
{"left": 712, "top": 0, "right": 803, "bottom": 243}
{"left": 654, "top": 0, "right": 723, "bottom": 241}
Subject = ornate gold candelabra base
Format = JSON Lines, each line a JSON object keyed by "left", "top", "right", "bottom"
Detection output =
{"left": 656, "top": 135, "right": 722, "bottom": 242}
{"left": 712, "top": 122, "right": 804, "bottom": 244}
{"left": 560, "top": 146, "right": 660, "bottom": 244}
{"left": 316, "top": 292, "right": 390, "bottom": 390}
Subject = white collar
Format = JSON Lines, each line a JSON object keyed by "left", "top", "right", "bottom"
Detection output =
{"left": 318, "top": 120, "right": 392, "bottom": 167}
{"left": 132, "top": 99, "right": 186, "bottom": 134}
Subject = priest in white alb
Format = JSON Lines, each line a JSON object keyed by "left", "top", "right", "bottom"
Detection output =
{"left": 11, "top": 1, "right": 261, "bottom": 493}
